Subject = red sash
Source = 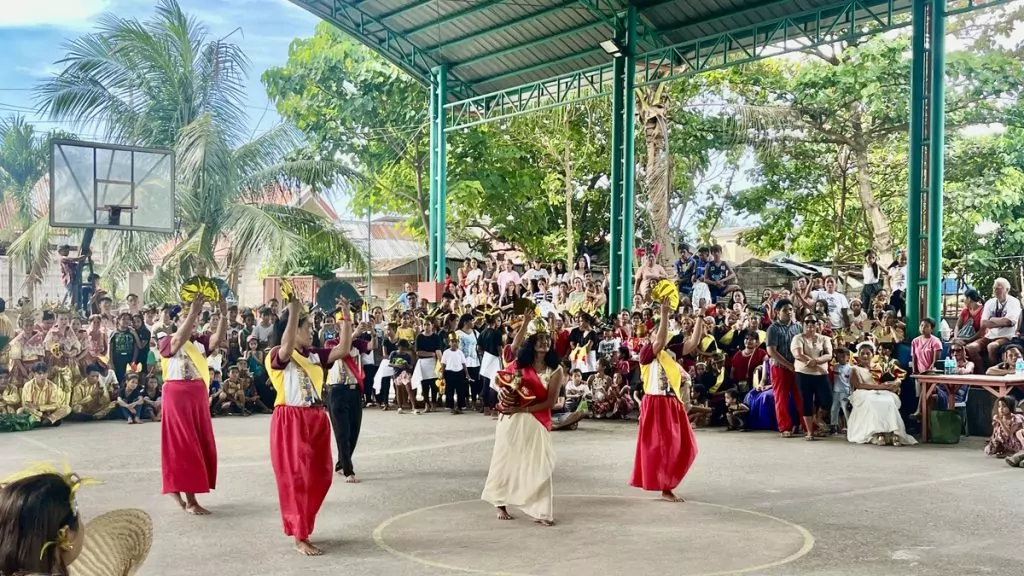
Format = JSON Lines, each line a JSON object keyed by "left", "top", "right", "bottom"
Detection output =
{"left": 507, "top": 362, "right": 551, "bottom": 431}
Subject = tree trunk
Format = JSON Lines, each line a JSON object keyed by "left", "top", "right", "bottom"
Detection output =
{"left": 638, "top": 84, "right": 673, "bottom": 266}
{"left": 851, "top": 107, "right": 894, "bottom": 262}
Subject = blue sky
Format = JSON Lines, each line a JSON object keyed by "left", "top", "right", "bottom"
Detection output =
{"left": 0, "top": 0, "right": 320, "bottom": 139}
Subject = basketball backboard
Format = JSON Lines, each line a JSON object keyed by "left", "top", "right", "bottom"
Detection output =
{"left": 50, "top": 140, "right": 175, "bottom": 233}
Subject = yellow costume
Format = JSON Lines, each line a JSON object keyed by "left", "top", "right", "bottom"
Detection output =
{"left": 0, "top": 313, "right": 13, "bottom": 367}
{"left": 0, "top": 382, "right": 21, "bottom": 414}
{"left": 18, "top": 378, "right": 71, "bottom": 424}
{"left": 70, "top": 379, "right": 116, "bottom": 420}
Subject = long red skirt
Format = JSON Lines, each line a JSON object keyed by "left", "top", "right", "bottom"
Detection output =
{"left": 630, "top": 395, "right": 698, "bottom": 492}
{"left": 161, "top": 379, "right": 218, "bottom": 494}
{"left": 270, "top": 405, "right": 333, "bottom": 541}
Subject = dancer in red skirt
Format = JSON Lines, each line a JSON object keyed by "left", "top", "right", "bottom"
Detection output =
{"left": 630, "top": 296, "right": 703, "bottom": 502}
{"left": 160, "top": 295, "right": 226, "bottom": 515}
{"left": 266, "top": 298, "right": 353, "bottom": 556}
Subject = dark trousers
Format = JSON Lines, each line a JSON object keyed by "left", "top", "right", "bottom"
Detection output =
{"left": 421, "top": 378, "right": 439, "bottom": 404}
{"left": 467, "top": 366, "right": 482, "bottom": 403}
{"left": 377, "top": 377, "right": 391, "bottom": 405}
{"left": 363, "top": 364, "right": 378, "bottom": 405}
{"left": 328, "top": 384, "right": 363, "bottom": 477}
{"left": 481, "top": 377, "right": 496, "bottom": 409}
{"left": 445, "top": 370, "right": 467, "bottom": 410}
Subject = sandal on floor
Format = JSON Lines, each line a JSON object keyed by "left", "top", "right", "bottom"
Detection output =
{"left": 804, "top": 434, "right": 816, "bottom": 441}
{"left": 781, "top": 431, "right": 793, "bottom": 438}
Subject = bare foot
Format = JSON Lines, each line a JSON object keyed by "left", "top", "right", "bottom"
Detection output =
{"left": 294, "top": 539, "right": 323, "bottom": 556}
{"left": 496, "top": 506, "right": 514, "bottom": 520}
{"left": 345, "top": 474, "right": 360, "bottom": 484}
{"left": 534, "top": 519, "right": 555, "bottom": 526}
{"left": 660, "top": 490, "right": 685, "bottom": 503}
{"left": 185, "top": 504, "right": 211, "bottom": 515}
{"left": 169, "top": 493, "right": 186, "bottom": 510}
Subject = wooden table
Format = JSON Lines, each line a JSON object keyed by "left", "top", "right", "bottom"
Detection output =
{"left": 914, "top": 373, "right": 1024, "bottom": 441}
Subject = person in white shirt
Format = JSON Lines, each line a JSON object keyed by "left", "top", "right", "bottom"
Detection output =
{"left": 971, "top": 277, "right": 1023, "bottom": 368}
{"left": 811, "top": 276, "right": 849, "bottom": 331}
{"left": 521, "top": 259, "right": 550, "bottom": 285}
{"left": 887, "top": 251, "right": 908, "bottom": 317}
{"left": 496, "top": 260, "right": 522, "bottom": 297}
{"left": 464, "top": 258, "right": 484, "bottom": 287}
{"left": 441, "top": 333, "right": 470, "bottom": 414}
{"left": 861, "top": 249, "right": 882, "bottom": 305}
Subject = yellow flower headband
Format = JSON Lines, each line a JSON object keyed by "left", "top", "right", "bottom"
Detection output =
{"left": 1, "top": 462, "right": 98, "bottom": 560}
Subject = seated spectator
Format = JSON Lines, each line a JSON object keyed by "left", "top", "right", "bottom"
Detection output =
{"left": 565, "top": 369, "right": 590, "bottom": 413}
{"left": 847, "top": 342, "right": 916, "bottom": 446}
{"left": 116, "top": 373, "right": 146, "bottom": 424}
{"left": 723, "top": 388, "right": 749, "bottom": 431}
{"left": 726, "top": 330, "right": 767, "bottom": 391}
{"left": 985, "top": 396, "right": 1024, "bottom": 457}
{"left": 702, "top": 245, "right": 740, "bottom": 303}
{"left": 141, "top": 374, "right": 163, "bottom": 421}
{"left": 872, "top": 311, "right": 905, "bottom": 344}
{"left": 985, "top": 344, "right": 1022, "bottom": 376}
{"left": 69, "top": 365, "right": 116, "bottom": 421}
{"left": 208, "top": 367, "right": 223, "bottom": 413}
{"left": 587, "top": 361, "right": 614, "bottom": 418}
{"left": 0, "top": 368, "right": 20, "bottom": 415}
{"left": 243, "top": 373, "right": 272, "bottom": 414}
{"left": 219, "top": 365, "right": 248, "bottom": 416}
{"left": 18, "top": 362, "right": 70, "bottom": 427}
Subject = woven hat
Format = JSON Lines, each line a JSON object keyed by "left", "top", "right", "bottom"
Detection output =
{"left": 69, "top": 509, "right": 152, "bottom": 576}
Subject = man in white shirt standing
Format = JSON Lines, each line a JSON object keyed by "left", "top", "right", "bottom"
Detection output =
{"left": 971, "top": 277, "right": 1023, "bottom": 369}
{"left": 811, "top": 276, "right": 849, "bottom": 332}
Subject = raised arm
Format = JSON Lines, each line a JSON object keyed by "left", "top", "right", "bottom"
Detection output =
{"left": 510, "top": 308, "right": 535, "bottom": 355}
{"left": 681, "top": 315, "right": 705, "bottom": 357}
{"left": 278, "top": 300, "right": 301, "bottom": 360}
{"left": 207, "top": 300, "right": 228, "bottom": 352}
{"left": 327, "top": 301, "right": 354, "bottom": 365}
{"left": 170, "top": 297, "right": 204, "bottom": 356}
{"left": 651, "top": 299, "right": 671, "bottom": 357}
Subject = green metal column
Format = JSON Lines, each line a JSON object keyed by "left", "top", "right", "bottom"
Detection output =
{"left": 620, "top": 5, "right": 637, "bottom": 309}
{"left": 607, "top": 6, "right": 637, "bottom": 313}
{"left": 906, "top": 0, "right": 946, "bottom": 336}
{"left": 609, "top": 55, "right": 624, "bottom": 312}
{"left": 926, "top": 0, "right": 946, "bottom": 323}
{"left": 905, "top": 0, "right": 926, "bottom": 336}
{"left": 428, "top": 72, "right": 439, "bottom": 282}
{"left": 429, "top": 65, "right": 449, "bottom": 283}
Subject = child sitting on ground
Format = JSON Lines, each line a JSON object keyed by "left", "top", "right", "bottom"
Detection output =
{"left": 724, "top": 388, "right": 749, "bottom": 431}
{"left": 141, "top": 374, "right": 162, "bottom": 421}
{"left": 116, "top": 373, "right": 145, "bottom": 424}
{"left": 565, "top": 369, "right": 590, "bottom": 413}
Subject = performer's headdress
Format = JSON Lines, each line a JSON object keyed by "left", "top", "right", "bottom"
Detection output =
{"left": 447, "top": 332, "right": 460, "bottom": 343}
{"left": 527, "top": 317, "right": 549, "bottom": 337}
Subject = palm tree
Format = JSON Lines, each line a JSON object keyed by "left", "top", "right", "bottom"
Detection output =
{"left": 21, "top": 0, "right": 362, "bottom": 301}
{"left": 0, "top": 115, "right": 79, "bottom": 300}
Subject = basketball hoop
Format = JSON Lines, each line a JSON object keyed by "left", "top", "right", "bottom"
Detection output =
{"left": 95, "top": 204, "right": 138, "bottom": 227}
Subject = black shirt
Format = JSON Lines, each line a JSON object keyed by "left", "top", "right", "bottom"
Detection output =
{"left": 119, "top": 384, "right": 143, "bottom": 404}
{"left": 568, "top": 328, "right": 600, "bottom": 350}
{"left": 110, "top": 330, "right": 137, "bottom": 363}
{"left": 478, "top": 327, "right": 502, "bottom": 356}
{"left": 416, "top": 333, "right": 442, "bottom": 355}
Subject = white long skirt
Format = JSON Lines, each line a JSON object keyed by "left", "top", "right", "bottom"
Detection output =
{"left": 481, "top": 413, "right": 555, "bottom": 521}
{"left": 846, "top": 389, "right": 917, "bottom": 445}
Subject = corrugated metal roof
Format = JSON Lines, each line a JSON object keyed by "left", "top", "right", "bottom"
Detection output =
{"left": 288, "top": 0, "right": 913, "bottom": 99}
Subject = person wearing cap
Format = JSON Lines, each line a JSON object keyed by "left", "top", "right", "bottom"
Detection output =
{"left": 630, "top": 295, "right": 703, "bottom": 503}
{"left": 847, "top": 341, "right": 916, "bottom": 446}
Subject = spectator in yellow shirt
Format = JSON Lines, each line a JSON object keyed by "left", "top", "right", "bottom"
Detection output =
{"left": 70, "top": 366, "right": 116, "bottom": 421}
{"left": 0, "top": 368, "right": 20, "bottom": 414}
{"left": 18, "top": 362, "right": 71, "bottom": 426}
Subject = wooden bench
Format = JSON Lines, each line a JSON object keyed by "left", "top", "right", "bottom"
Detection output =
{"left": 913, "top": 373, "right": 1024, "bottom": 441}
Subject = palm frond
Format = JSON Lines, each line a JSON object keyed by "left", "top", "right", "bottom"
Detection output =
{"left": 101, "top": 229, "right": 166, "bottom": 280}
{"left": 236, "top": 159, "right": 362, "bottom": 203}
{"left": 8, "top": 216, "right": 66, "bottom": 290}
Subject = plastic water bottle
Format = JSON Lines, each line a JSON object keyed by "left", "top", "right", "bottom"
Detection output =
{"left": 1015, "top": 357, "right": 1024, "bottom": 377}
{"left": 944, "top": 356, "right": 955, "bottom": 375}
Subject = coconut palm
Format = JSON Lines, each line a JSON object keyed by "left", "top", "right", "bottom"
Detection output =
{"left": 21, "top": 0, "right": 362, "bottom": 301}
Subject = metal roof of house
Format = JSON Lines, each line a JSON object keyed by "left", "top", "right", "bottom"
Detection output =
{"left": 288, "top": 0, "right": 918, "bottom": 102}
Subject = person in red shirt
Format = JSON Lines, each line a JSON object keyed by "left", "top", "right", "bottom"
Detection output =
{"left": 727, "top": 331, "right": 768, "bottom": 389}
{"left": 551, "top": 316, "right": 571, "bottom": 359}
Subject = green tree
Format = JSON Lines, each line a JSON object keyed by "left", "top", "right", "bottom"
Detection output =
{"left": 725, "top": 31, "right": 1022, "bottom": 263}
{"left": 24, "top": 0, "right": 361, "bottom": 300}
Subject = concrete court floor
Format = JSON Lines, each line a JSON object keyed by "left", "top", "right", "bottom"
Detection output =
{"left": 0, "top": 410, "right": 1019, "bottom": 576}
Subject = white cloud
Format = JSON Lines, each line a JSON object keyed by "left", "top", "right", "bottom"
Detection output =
{"left": 0, "top": 0, "right": 111, "bottom": 29}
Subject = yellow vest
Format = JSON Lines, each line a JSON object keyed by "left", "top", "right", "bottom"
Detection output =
{"left": 639, "top": 350, "right": 684, "bottom": 402}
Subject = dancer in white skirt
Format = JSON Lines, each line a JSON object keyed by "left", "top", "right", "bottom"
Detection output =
{"left": 482, "top": 309, "right": 565, "bottom": 526}
{"left": 847, "top": 341, "right": 917, "bottom": 447}
{"left": 413, "top": 319, "right": 443, "bottom": 413}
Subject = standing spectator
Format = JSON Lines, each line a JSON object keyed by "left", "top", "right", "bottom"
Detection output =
{"left": 496, "top": 259, "right": 521, "bottom": 297}
{"left": 766, "top": 299, "right": 803, "bottom": 437}
{"left": 812, "top": 276, "right": 849, "bottom": 332}
{"left": 861, "top": 250, "right": 882, "bottom": 306}
{"left": 398, "top": 283, "right": 415, "bottom": 310}
{"left": 887, "top": 251, "right": 908, "bottom": 318}
{"left": 109, "top": 313, "right": 140, "bottom": 384}
{"left": 634, "top": 252, "right": 667, "bottom": 301}
{"left": 253, "top": 307, "right": 275, "bottom": 348}
{"left": 790, "top": 314, "right": 833, "bottom": 440}
{"left": 702, "top": 245, "right": 741, "bottom": 303}
{"left": 521, "top": 259, "right": 549, "bottom": 285}
{"left": 465, "top": 258, "right": 484, "bottom": 286}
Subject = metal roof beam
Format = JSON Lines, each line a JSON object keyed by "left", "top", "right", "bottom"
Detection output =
{"left": 402, "top": 0, "right": 512, "bottom": 37}
{"left": 452, "top": 21, "right": 609, "bottom": 70}
{"left": 646, "top": 0, "right": 797, "bottom": 36}
{"left": 423, "top": 0, "right": 580, "bottom": 54}
{"left": 374, "top": 0, "right": 438, "bottom": 22}
{"left": 470, "top": 48, "right": 605, "bottom": 87}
